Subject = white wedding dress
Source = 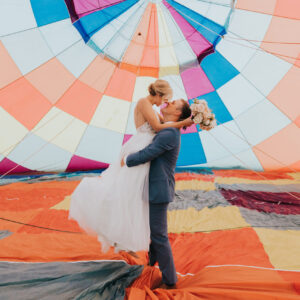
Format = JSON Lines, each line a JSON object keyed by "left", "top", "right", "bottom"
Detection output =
{"left": 69, "top": 121, "right": 156, "bottom": 252}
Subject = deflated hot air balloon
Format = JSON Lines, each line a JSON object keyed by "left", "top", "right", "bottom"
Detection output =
{"left": 0, "top": 0, "right": 300, "bottom": 299}
{"left": 0, "top": 0, "right": 299, "bottom": 174}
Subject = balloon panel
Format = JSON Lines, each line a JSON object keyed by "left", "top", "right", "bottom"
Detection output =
{"left": 0, "top": 0, "right": 299, "bottom": 174}
{"left": 1, "top": 170, "right": 300, "bottom": 297}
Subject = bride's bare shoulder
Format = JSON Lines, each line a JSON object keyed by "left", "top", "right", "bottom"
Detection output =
{"left": 135, "top": 98, "right": 145, "bottom": 113}
{"left": 137, "top": 97, "right": 148, "bottom": 106}
{"left": 136, "top": 97, "right": 152, "bottom": 110}
{"left": 135, "top": 98, "right": 148, "bottom": 116}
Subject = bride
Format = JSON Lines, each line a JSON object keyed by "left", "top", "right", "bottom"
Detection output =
{"left": 69, "top": 79, "right": 192, "bottom": 254}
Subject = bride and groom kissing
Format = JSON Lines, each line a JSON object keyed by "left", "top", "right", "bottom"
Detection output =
{"left": 69, "top": 79, "right": 193, "bottom": 289}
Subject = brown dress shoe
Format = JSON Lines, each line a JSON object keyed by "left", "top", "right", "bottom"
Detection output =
{"left": 151, "top": 280, "right": 163, "bottom": 290}
{"left": 159, "top": 283, "right": 177, "bottom": 290}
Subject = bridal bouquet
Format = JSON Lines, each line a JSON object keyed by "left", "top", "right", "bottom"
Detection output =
{"left": 190, "top": 99, "right": 217, "bottom": 131}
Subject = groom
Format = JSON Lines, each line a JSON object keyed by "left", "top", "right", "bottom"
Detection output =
{"left": 122, "top": 99, "right": 192, "bottom": 288}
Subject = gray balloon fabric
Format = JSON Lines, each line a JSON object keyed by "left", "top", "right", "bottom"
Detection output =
{"left": 0, "top": 260, "right": 143, "bottom": 300}
{"left": 170, "top": 190, "right": 230, "bottom": 211}
{"left": 170, "top": 189, "right": 300, "bottom": 231}
{"left": 0, "top": 230, "right": 12, "bottom": 240}
{"left": 238, "top": 206, "right": 300, "bottom": 230}
{"left": 216, "top": 183, "right": 300, "bottom": 193}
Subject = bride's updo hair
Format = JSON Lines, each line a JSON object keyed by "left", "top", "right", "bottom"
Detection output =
{"left": 148, "top": 79, "right": 172, "bottom": 101}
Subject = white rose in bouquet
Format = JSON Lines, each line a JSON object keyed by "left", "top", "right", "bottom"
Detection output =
{"left": 193, "top": 113, "right": 204, "bottom": 124}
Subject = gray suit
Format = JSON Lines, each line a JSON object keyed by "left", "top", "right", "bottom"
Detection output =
{"left": 126, "top": 127, "right": 180, "bottom": 285}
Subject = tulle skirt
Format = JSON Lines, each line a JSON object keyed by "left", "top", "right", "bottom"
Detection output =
{"left": 69, "top": 127, "right": 155, "bottom": 252}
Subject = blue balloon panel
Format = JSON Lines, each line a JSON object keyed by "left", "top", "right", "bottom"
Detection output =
{"left": 177, "top": 132, "right": 206, "bottom": 166}
{"left": 31, "top": 0, "right": 69, "bottom": 27}
{"left": 201, "top": 51, "right": 239, "bottom": 90}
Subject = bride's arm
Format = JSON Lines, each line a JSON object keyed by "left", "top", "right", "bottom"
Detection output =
{"left": 137, "top": 98, "right": 191, "bottom": 132}
{"left": 157, "top": 113, "right": 164, "bottom": 124}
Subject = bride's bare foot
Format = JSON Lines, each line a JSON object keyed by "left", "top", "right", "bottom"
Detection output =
{"left": 128, "top": 251, "right": 139, "bottom": 259}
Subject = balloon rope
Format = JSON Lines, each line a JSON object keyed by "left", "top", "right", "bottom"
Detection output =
{"left": 224, "top": 38, "right": 300, "bottom": 61}
{"left": 0, "top": 216, "right": 299, "bottom": 234}
{"left": 0, "top": 217, "right": 82, "bottom": 234}
{"left": 189, "top": 0, "right": 234, "bottom": 8}
{"left": 176, "top": 3, "right": 300, "bottom": 45}
{"left": 174, "top": 5, "right": 300, "bottom": 63}
{"left": 227, "top": 36, "right": 300, "bottom": 45}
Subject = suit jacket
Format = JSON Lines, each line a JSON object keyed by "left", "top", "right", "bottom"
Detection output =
{"left": 126, "top": 128, "right": 180, "bottom": 204}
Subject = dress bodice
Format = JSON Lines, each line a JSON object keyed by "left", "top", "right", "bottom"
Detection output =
{"left": 136, "top": 122, "right": 156, "bottom": 135}
{"left": 136, "top": 110, "right": 159, "bottom": 135}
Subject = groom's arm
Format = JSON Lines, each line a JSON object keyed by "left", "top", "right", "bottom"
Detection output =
{"left": 126, "top": 128, "right": 177, "bottom": 167}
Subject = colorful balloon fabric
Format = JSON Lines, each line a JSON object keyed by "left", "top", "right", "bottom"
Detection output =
{"left": 0, "top": 0, "right": 299, "bottom": 174}
{"left": 0, "top": 0, "right": 300, "bottom": 297}
{"left": 0, "top": 170, "right": 300, "bottom": 298}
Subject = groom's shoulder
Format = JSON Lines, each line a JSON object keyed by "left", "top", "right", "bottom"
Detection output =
{"left": 158, "top": 128, "right": 180, "bottom": 141}
{"left": 159, "top": 127, "right": 179, "bottom": 136}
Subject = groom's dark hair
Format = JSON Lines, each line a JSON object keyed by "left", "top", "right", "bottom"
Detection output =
{"left": 178, "top": 100, "right": 192, "bottom": 129}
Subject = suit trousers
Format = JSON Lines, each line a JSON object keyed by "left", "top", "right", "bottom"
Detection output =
{"left": 148, "top": 203, "right": 178, "bottom": 286}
